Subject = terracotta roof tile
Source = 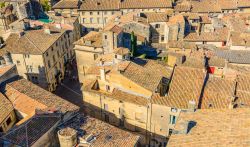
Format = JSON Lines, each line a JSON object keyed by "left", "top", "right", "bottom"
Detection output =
{"left": 184, "top": 28, "right": 229, "bottom": 42}
{"left": 201, "top": 76, "right": 235, "bottom": 109}
{"left": 168, "top": 109, "right": 250, "bottom": 147}
{"left": 151, "top": 66, "right": 206, "bottom": 109}
{"left": 2, "top": 28, "right": 66, "bottom": 55}
{"left": 114, "top": 47, "right": 130, "bottom": 55}
{"left": 0, "top": 93, "right": 13, "bottom": 124}
{"left": 237, "top": 0, "right": 250, "bottom": 8}
{"left": 119, "top": 60, "right": 172, "bottom": 91}
{"left": 4, "top": 79, "right": 79, "bottom": 113}
{"left": 1, "top": 113, "right": 61, "bottom": 146}
{"left": 120, "top": 0, "right": 172, "bottom": 9}
{"left": 53, "top": 0, "right": 79, "bottom": 9}
{"left": 80, "top": 0, "right": 120, "bottom": 10}
{"left": 143, "top": 12, "right": 169, "bottom": 23}
{"left": 218, "top": 0, "right": 238, "bottom": 10}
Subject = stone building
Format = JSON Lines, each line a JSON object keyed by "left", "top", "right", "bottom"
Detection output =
{"left": 74, "top": 24, "right": 124, "bottom": 83}
{"left": 52, "top": 0, "right": 173, "bottom": 33}
{"left": 0, "top": 78, "right": 140, "bottom": 147}
{"left": 1, "top": 26, "right": 72, "bottom": 91}
{"left": 0, "top": 4, "right": 17, "bottom": 31}
{"left": 81, "top": 58, "right": 172, "bottom": 145}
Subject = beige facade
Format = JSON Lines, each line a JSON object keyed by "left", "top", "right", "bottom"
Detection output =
{"left": 80, "top": 59, "right": 172, "bottom": 145}
{"left": 2, "top": 28, "right": 73, "bottom": 91}
{"left": 0, "top": 111, "right": 16, "bottom": 133}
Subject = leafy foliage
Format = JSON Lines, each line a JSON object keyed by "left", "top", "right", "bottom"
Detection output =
{"left": 41, "top": 0, "right": 51, "bottom": 12}
{"left": 0, "top": 2, "right": 5, "bottom": 8}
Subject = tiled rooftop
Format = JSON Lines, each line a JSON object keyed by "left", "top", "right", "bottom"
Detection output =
{"left": 215, "top": 50, "right": 250, "bottom": 64}
{"left": 74, "top": 31, "right": 102, "bottom": 48}
{"left": 117, "top": 59, "right": 172, "bottom": 91}
{"left": 1, "top": 28, "right": 66, "bottom": 55}
{"left": 80, "top": 0, "right": 120, "bottom": 10}
{"left": 0, "top": 92, "right": 13, "bottom": 124}
{"left": 168, "top": 108, "right": 250, "bottom": 147}
{"left": 4, "top": 79, "right": 79, "bottom": 113}
{"left": 1, "top": 113, "right": 61, "bottom": 146}
{"left": 120, "top": 0, "right": 172, "bottom": 9}
{"left": 59, "top": 113, "right": 140, "bottom": 147}
{"left": 184, "top": 28, "right": 229, "bottom": 42}
{"left": 201, "top": 76, "right": 235, "bottom": 109}
{"left": 151, "top": 66, "right": 206, "bottom": 109}
{"left": 52, "top": 0, "right": 79, "bottom": 9}
{"left": 0, "top": 64, "right": 15, "bottom": 76}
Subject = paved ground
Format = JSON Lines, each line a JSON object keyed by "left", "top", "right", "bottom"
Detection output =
{"left": 54, "top": 61, "right": 85, "bottom": 111}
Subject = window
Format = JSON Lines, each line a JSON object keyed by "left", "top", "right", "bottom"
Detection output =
{"left": 48, "top": 60, "right": 51, "bottom": 68}
{"left": 90, "top": 12, "right": 93, "bottom": 15}
{"left": 27, "top": 65, "right": 32, "bottom": 72}
{"left": 104, "top": 35, "right": 107, "bottom": 39}
{"left": 104, "top": 17, "right": 107, "bottom": 23}
{"left": 94, "top": 54, "right": 98, "bottom": 60}
{"left": 16, "top": 60, "right": 20, "bottom": 64}
{"left": 119, "top": 119, "right": 124, "bottom": 127}
{"left": 57, "top": 50, "right": 60, "bottom": 57}
{"left": 97, "top": 11, "right": 100, "bottom": 15}
{"left": 6, "top": 117, "right": 11, "bottom": 126}
{"left": 97, "top": 17, "right": 100, "bottom": 24}
{"left": 222, "top": 41, "right": 226, "bottom": 46}
{"left": 0, "top": 126, "right": 3, "bottom": 132}
{"left": 104, "top": 104, "right": 108, "bottom": 111}
{"left": 46, "top": 52, "right": 49, "bottom": 57}
{"left": 106, "top": 85, "right": 110, "bottom": 91}
{"left": 82, "top": 12, "right": 85, "bottom": 15}
{"left": 169, "top": 115, "right": 176, "bottom": 124}
{"left": 24, "top": 54, "right": 30, "bottom": 58}
{"left": 161, "top": 35, "right": 164, "bottom": 42}
{"left": 82, "top": 18, "right": 85, "bottom": 23}
{"left": 32, "top": 76, "right": 38, "bottom": 83}
{"left": 90, "top": 18, "right": 93, "bottom": 23}
{"left": 155, "top": 24, "right": 160, "bottom": 28}
{"left": 53, "top": 55, "right": 55, "bottom": 63}
{"left": 52, "top": 47, "right": 54, "bottom": 51}
{"left": 112, "top": 11, "right": 115, "bottom": 15}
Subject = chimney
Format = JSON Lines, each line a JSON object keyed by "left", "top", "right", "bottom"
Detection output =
{"left": 100, "top": 67, "right": 106, "bottom": 81}
{"left": 188, "top": 100, "right": 196, "bottom": 112}
{"left": 44, "top": 25, "right": 51, "bottom": 35}
{"left": 229, "top": 96, "right": 236, "bottom": 109}
{"left": 55, "top": 23, "right": 62, "bottom": 29}
{"left": 19, "top": 31, "right": 25, "bottom": 38}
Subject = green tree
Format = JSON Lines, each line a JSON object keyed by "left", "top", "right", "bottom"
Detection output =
{"left": 41, "top": 0, "right": 51, "bottom": 12}
{"left": 130, "top": 31, "right": 137, "bottom": 57}
{"left": 0, "top": 2, "right": 5, "bottom": 8}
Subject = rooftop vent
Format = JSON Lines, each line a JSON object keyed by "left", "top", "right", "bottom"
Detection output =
{"left": 188, "top": 100, "right": 196, "bottom": 112}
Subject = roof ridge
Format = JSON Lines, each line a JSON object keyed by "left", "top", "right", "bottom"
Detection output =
{"left": 24, "top": 35, "right": 43, "bottom": 54}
